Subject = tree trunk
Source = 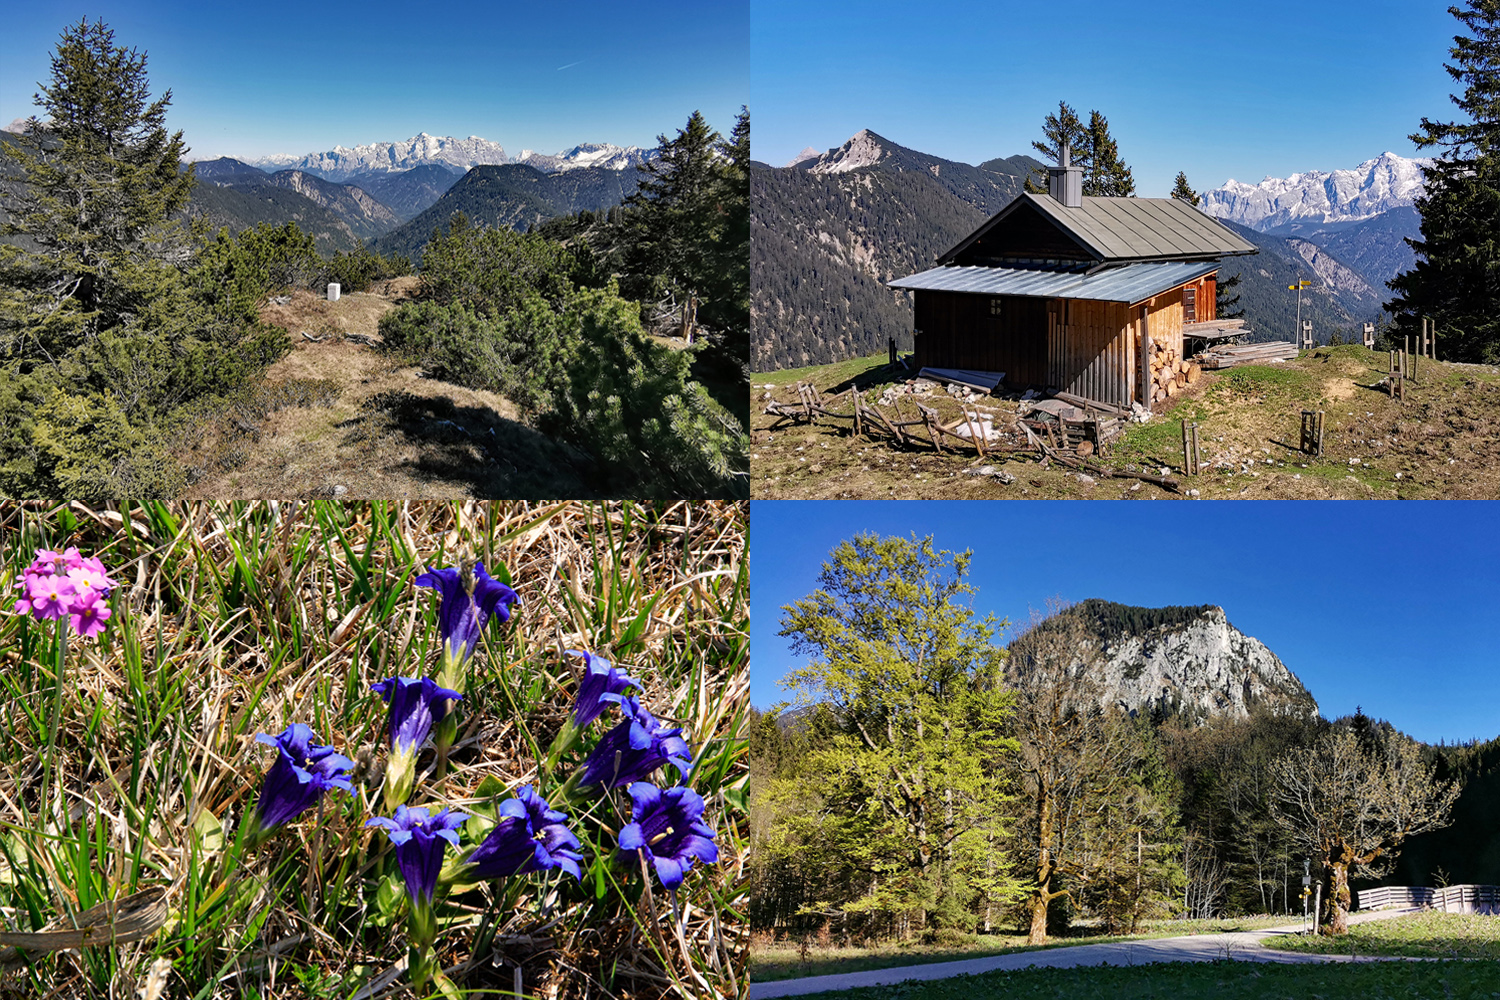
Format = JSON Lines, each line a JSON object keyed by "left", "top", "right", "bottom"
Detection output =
{"left": 1028, "top": 880, "right": 1049, "bottom": 946}
{"left": 1322, "top": 863, "right": 1351, "bottom": 935}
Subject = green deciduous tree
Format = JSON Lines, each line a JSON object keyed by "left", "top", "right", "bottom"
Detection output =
{"left": 775, "top": 534, "right": 1025, "bottom": 937}
{"left": 1386, "top": 0, "right": 1500, "bottom": 362}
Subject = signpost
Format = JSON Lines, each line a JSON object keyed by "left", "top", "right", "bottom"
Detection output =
{"left": 1289, "top": 279, "right": 1312, "bottom": 348}
{"left": 1302, "top": 859, "right": 1313, "bottom": 934}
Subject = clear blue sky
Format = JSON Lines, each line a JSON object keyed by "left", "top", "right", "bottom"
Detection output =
{"left": 2, "top": 1, "right": 747, "bottom": 162}
{"left": 752, "top": 0, "right": 1460, "bottom": 194}
{"left": 751, "top": 501, "right": 1500, "bottom": 746}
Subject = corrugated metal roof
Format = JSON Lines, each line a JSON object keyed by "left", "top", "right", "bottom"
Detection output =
{"left": 941, "top": 193, "right": 1258, "bottom": 264}
{"left": 888, "top": 260, "right": 1221, "bottom": 304}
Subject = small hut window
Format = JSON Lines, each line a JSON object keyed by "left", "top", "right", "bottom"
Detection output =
{"left": 989, "top": 298, "right": 1003, "bottom": 317}
{"left": 1184, "top": 286, "right": 1198, "bottom": 323}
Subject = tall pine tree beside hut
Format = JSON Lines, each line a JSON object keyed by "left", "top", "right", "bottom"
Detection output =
{"left": 1385, "top": 0, "right": 1500, "bottom": 362}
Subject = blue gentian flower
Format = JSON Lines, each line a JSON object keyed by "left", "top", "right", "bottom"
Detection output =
{"left": 366, "top": 805, "right": 470, "bottom": 908}
{"left": 372, "top": 676, "right": 464, "bottom": 755}
{"left": 414, "top": 563, "right": 519, "bottom": 670}
{"left": 618, "top": 782, "right": 719, "bottom": 891}
{"left": 579, "top": 697, "right": 693, "bottom": 789}
{"left": 253, "top": 723, "right": 355, "bottom": 831}
{"left": 467, "top": 785, "right": 584, "bottom": 880}
{"left": 567, "top": 650, "right": 640, "bottom": 728}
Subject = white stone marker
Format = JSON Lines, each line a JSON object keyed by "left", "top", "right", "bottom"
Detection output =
{"left": 327, "top": 283, "right": 341, "bottom": 302}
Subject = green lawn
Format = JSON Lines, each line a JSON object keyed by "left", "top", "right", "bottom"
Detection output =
{"left": 779, "top": 960, "right": 1500, "bottom": 1000}
{"left": 1266, "top": 911, "right": 1500, "bottom": 960}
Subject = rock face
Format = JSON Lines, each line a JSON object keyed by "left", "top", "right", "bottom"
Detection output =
{"left": 1011, "top": 601, "right": 1318, "bottom": 721}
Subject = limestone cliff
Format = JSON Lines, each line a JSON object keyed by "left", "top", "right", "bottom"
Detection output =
{"left": 1009, "top": 600, "right": 1318, "bottom": 721}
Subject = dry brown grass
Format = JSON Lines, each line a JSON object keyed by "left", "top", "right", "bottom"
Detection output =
{"left": 178, "top": 288, "right": 601, "bottom": 499}
{"left": 0, "top": 501, "right": 747, "bottom": 999}
{"left": 752, "top": 346, "right": 1500, "bottom": 500}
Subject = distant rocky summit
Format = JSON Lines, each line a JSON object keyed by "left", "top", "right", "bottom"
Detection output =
{"left": 1201, "top": 152, "right": 1430, "bottom": 232}
{"left": 1008, "top": 599, "right": 1319, "bottom": 721}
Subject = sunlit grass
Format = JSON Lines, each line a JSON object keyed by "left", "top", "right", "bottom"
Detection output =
{"left": 0, "top": 501, "right": 747, "bottom": 999}
{"left": 1265, "top": 910, "right": 1500, "bottom": 959}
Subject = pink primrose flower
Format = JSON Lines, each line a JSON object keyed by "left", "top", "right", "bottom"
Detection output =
{"left": 28, "top": 574, "right": 76, "bottom": 620}
{"left": 68, "top": 591, "right": 112, "bottom": 639}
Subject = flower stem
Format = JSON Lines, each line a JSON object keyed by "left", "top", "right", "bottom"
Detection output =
{"left": 38, "top": 617, "right": 67, "bottom": 826}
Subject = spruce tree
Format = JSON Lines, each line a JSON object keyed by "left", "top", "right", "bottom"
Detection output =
{"left": 1026, "top": 100, "right": 1088, "bottom": 193}
{"left": 1385, "top": 0, "right": 1500, "bottom": 362}
{"left": 1085, "top": 111, "right": 1135, "bottom": 197}
{"left": 1, "top": 18, "right": 194, "bottom": 354}
{"left": 1026, "top": 103, "right": 1135, "bottom": 197}
{"left": 1171, "top": 171, "right": 1200, "bottom": 206}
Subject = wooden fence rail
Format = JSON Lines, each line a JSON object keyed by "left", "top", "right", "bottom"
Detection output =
{"left": 763, "top": 383, "right": 1182, "bottom": 491}
{"left": 1356, "top": 884, "right": 1500, "bottom": 913}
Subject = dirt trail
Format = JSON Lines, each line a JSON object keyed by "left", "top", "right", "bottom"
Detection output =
{"left": 182, "top": 280, "right": 600, "bottom": 498}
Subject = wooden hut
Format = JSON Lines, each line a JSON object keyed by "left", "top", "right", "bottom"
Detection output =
{"left": 888, "top": 149, "right": 1257, "bottom": 409}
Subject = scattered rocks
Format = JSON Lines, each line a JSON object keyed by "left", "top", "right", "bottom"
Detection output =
{"left": 964, "top": 465, "right": 1016, "bottom": 484}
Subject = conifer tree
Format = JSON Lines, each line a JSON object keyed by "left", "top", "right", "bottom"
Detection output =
{"left": 1171, "top": 172, "right": 1200, "bottom": 206}
{"left": 1026, "top": 101, "right": 1088, "bottom": 193}
{"left": 1385, "top": 0, "right": 1500, "bottom": 362}
{"left": 1, "top": 17, "right": 194, "bottom": 354}
{"left": 1085, "top": 111, "right": 1135, "bottom": 197}
{"left": 1025, "top": 103, "right": 1135, "bottom": 197}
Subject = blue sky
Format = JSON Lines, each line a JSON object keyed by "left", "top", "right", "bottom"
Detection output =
{"left": 752, "top": 0, "right": 1459, "bottom": 195}
{"left": 751, "top": 502, "right": 1500, "bottom": 746}
{"left": 2, "top": 1, "right": 747, "bottom": 161}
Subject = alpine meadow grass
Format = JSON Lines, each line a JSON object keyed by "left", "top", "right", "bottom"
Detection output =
{"left": 0, "top": 501, "right": 748, "bottom": 999}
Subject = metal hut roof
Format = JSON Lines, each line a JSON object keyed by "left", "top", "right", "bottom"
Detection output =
{"left": 887, "top": 259, "right": 1221, "bottom": 305}
{"left": 940, "top": 192, "right": 1258, "bottom": 265}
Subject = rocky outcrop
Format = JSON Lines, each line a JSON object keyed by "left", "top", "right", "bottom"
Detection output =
{"left": 1011, "top": 601, "right": 1318, "bottom": 721}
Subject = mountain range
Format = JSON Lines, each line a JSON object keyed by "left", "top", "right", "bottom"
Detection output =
{"left": 242, "top": 133, "right": 653, "bottom": 183}
{"left": 753, "top": 130, "right": 1424, "bottom": 370}
{"left": 1201, "top": 152, "right": 1429, "bottom": 232}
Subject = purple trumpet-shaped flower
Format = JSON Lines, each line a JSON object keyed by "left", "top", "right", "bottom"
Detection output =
{"left": 372, "top": 676, "right": 463, "bottom": 755}
{"left": 618, "top": 782, "right": 718, "bottom": 892}
{"left": 253, "top": 723, "right": 355, "bottom": 831}
{"left": 366, "top": 805, "right": 469, "bottom": 908}
{"left": 579, "top": 697, "right": 693, "bottom": 790}
{"left": 414, "top": 563, "right": 519, "bottom": 668}
{"left": 467, "top": 785, "right": 584, "bottom": 880}
{"left": 567, "top": 650, "right": 640, "bottom": 728}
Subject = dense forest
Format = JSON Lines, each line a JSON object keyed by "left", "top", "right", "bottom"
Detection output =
{"left": 751, "top": 534, "right": 1486, "bottom": 946}
{"left": 751, "top": 140, "right": 1040, "bottom": 371}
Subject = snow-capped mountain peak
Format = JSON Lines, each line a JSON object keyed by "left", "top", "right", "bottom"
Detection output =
{"left": 245, "top": 134, "right": 652, "bottom": 181}
{"left": 1201, "top": 152, "right": 1432, "bottom": 231}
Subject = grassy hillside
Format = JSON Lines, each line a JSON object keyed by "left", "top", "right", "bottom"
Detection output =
{"left": 752, "top": 345, "right": 1500, "bottom": 500}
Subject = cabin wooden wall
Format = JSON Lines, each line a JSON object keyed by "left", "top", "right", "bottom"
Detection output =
{"left": 1179, "top": 274, "right": 1217, "bottom": 324}
{"left": 1046, "top": 298, "right": 1135, "bottom": 409}
{"left": 913, "top": 292, "right": 1048, "bottom": 387}
{"left": 912, "top": 281, "right": 1200, "bottom": 408}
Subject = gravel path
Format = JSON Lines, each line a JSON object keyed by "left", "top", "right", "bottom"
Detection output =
{"left": 750, "top": 908, "right": 1426, "bottom": 998}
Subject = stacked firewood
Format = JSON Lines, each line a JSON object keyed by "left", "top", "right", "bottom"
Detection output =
{"left": 1150, "top": 341, "right": 1201, "bottom": 402}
